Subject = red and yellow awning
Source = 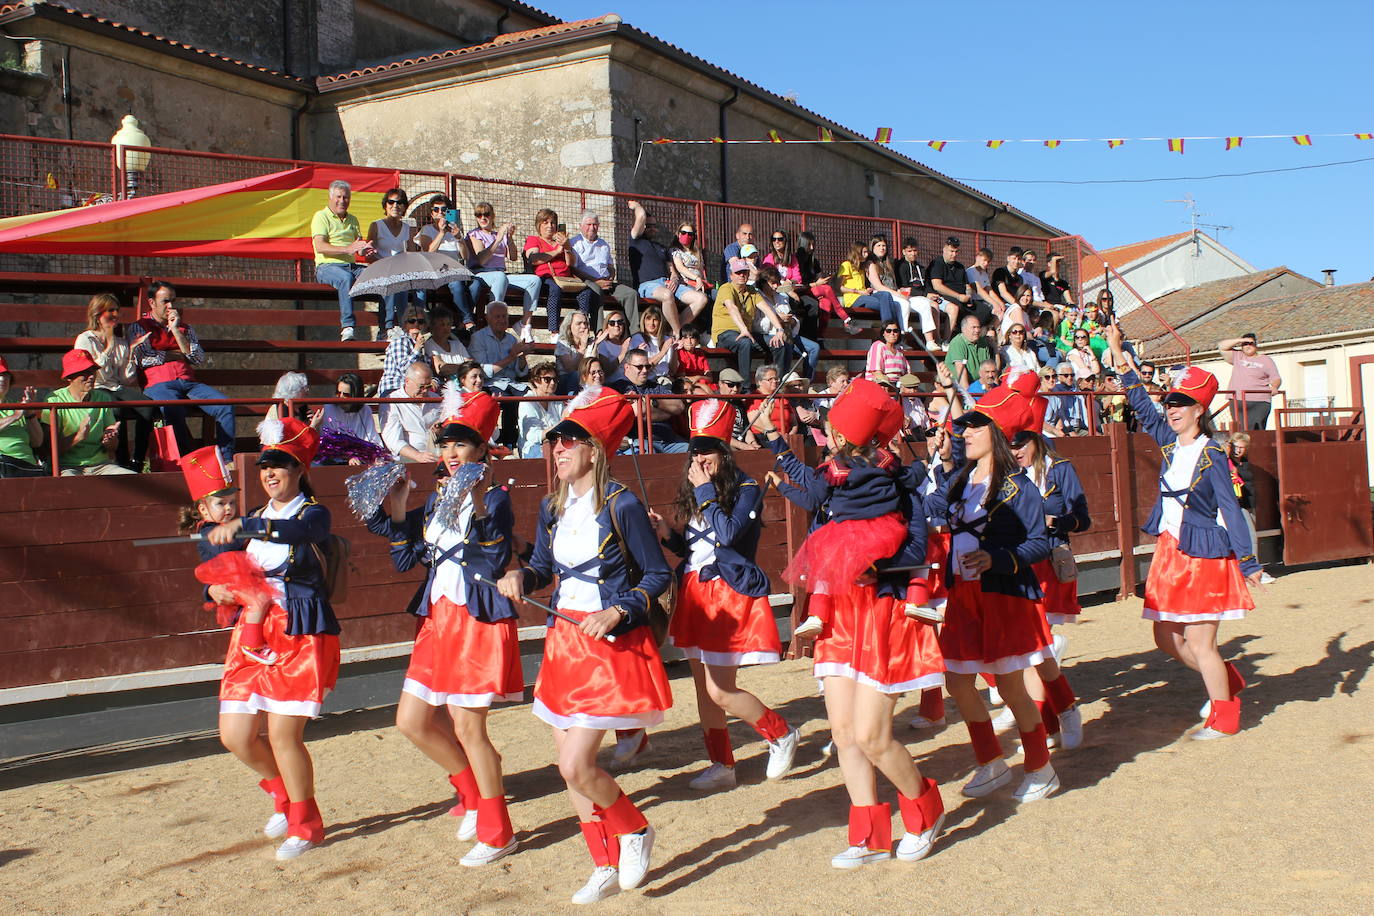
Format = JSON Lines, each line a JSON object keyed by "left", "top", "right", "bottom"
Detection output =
{"left": 0, "top": 165, "right": 400, "bottom": 259}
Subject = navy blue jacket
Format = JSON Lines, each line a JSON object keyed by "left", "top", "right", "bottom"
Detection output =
{"left": 662, "top": 471, "right": 770, "bottom": 598}
{"left": 238, "top": 500, "right": 341, "bottom": 636}
{"left": 1037, "top": 457, "right": 1091, "bottom": 546}
{"left": 1121, "top": 370, "right": 1259, "bottom": 575}
{"left": 522, "top": 481, "right": 671, "bottom": 637}
{"left": 365, "top": 484, "right": 517, "bottom": 623}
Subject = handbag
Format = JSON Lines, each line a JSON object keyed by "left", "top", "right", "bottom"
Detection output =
{"left": 551, "top": 274, "right": 586, "bottom": 292}
{"left": 1051, "top": 542, "right": 1078, "bottom": 583}
{"left": 147, "top": 424, "right": 183, "bottom": 473}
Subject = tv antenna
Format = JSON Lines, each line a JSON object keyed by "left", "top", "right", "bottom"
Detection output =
{"left": 1166, "top": 194, "right": 1233, "bottom": 256}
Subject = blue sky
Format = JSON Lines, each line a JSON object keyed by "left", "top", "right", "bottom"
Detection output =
{"left": 548, "top": 0, "right": 1372, "bottom": 283}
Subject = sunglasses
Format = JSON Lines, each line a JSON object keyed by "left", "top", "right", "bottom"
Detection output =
{"left": 721, "top": 381, "right": 740, "bottom": 388}
{"left": 385, "top": 199, "right": 406, "bottom": 207}
{"left": 626, "top": 363, "right": 649, "bottom": 371}
{"left": 550, "top": 435, "right": 585, "bottom": 450}
{"left": 771, "top": 236, "right": 786, "bottom": 241}
{"left": 475, "top": 212, "right": 493, "bottom": 218}
{"left": 678, "top": 230, "right": 695, "bottom": 236}
{"left": 606, "top": 319, "right": 625, "bottom": 326}
{"left": 533, "top": 376, "right": 556, "bottom": 383}
{"left": 1010, "top": 329, "right": 1025, "bottom": 335}
{"left": 406, "top": 319, "right": 427, "bottom": 326}
{"left": 883, "top": 328, "right": 900, "bottom": 334}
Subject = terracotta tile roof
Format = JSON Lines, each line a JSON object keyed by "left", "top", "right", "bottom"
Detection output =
{"left": 1120, "top": 267, "right": 1297, "bottom": 343}
{"left": 0, "top": 1, "right": 308, "bottom": 85}
{"left": 1142, "top": 281, "right": 1374, "bottom": 361}
{"left": 1079, "top": 231, "right": 1190, "bottom": 284}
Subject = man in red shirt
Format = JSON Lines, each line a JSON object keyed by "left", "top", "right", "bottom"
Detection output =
{"left": 132, "top": 281, "right": 235, "bottom": 461}
{"left": 1218, "top": 333, "right": 1282, "bottom": 429}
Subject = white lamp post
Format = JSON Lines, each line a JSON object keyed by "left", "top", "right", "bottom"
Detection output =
{"left": 111, "top": 114, "right": 152, "bottom": 198}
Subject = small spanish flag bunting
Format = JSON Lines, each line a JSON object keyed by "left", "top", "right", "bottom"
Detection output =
{"left": 874, "top": 127, "right": 893, "bottom": 143}
{"left": 44, "top": 172, "right": 57, "bottom": 189}
{"left": 1167, "top": 138, "right": 1185, "bottom": 154}
{"left": 1224, "top": 136, "right": 1242, "bottom": 151}
{"left": 1043, "top": 140, "right": 1061, "bottom": 149}
{"left": 651, "top": 138, "right": 673, "bottom": 145}
{"left": 1106, "top": 139, "right": 1124, "bottom": 149}
{"left": 1292, "top": 134, "right": 1312, "bottom": 146}
{"left": 767, "top": 130, "right": 784, "bottom": 143}
{"left": 927, "top": 140, "right": 946, "bottom": 152}
{"left": 710, "top": 136, "right": 725, "bottom": 143}
{"left": 986, "top": 140, "right": 1004, "bottom": 149}
{"left": 818, "top": 126, "right": 835, "bottom": 142}
{"left": 1356, "top": 133, "right": 1373, "bottom": 140}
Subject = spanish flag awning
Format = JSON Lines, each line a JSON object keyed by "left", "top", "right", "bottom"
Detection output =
{"left": 0, "top": 164, "right": 399, "bottom": 259}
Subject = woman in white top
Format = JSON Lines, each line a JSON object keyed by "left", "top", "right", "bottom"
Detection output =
{"left": 865, "top": 237, "right": 912, "bottom": 337}
{"left": 1065, "top": 327, "right": 1102, "bottom": 380}
{"left": 366, "top": 188, "right": 420, "bottom": 334}
{"left": 312, "top": 372, "right": 381, "bottom": 462}
{"left": 666, "top": 220, "right": 712, "bottom": 330}
{"left": 999, "top": 286, "right": 1035, "bottom": 345}
{"left": 517, "top": 362, "right": 565, "bottom": 458}
{"left": 422, "top": 305, "right": 471, "bottom": 379}
{"left": 626, "top": 305, "right": 677, "bottom": 380}
{"left": 999, "top": 323, "right": 1041, "bottom": 374}
{"left": 555, "top": 311, "right": 597, "bottom": 393}
{"left": 416, "top": 194, "right": 477, "bottom": 330}
{"left": 73, "top": 292, "right": 154, "bottom": 470}
{"left": 596, "top": 310, "right": 633, "bottom": 381}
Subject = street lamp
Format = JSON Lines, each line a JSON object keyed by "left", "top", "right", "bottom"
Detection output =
{"left": 111, "top": 114, "right": 152, "bottom": 198}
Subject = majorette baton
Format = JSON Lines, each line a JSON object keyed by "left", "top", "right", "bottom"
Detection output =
{"left": 472, "top": 572, "right": 616, "bottom": 643}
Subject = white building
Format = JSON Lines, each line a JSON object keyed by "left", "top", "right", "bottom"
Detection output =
{"left": 1082, "top": 230, "right": 1256, "bottom": 314}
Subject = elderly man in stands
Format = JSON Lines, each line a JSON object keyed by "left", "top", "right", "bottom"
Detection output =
{"left": 312, "top": 179, "right": 372, "bottom": 342}
{"left": 46, "top": 349, "right": 135, "bottom": 476}
{"left": 571, "top": 210, "right": 639, "bottom": 329}
{"left": 610, "top": 347, "right": 687, "bottom": 453}
{"left": 132, "top": 281, "right": 235, "bottom": 463}
{"left": 469, "top": 301, "right": 531, "bottom": 444}
{"left": 381, "top": 362, "right": 440, "bottom": 463}
{"left": 944, "top": 313, "right": 994, "bottom": 388}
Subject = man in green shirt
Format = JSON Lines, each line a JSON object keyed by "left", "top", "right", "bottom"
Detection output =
{"left": 944, "top": 313, "right": 994, "bottom": 388}
{"left": 47, "top": 349, "right": 134, "bottom": 475}
{"left": 312, "top": 179, "right": 372, "bottom": 341}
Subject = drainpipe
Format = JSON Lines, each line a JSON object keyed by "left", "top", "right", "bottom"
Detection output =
{"left": 718, "top": 85, "right": 738, "bottom": 202}
{"left": 982, "top": 203, "right": 1007, "bottom": 232}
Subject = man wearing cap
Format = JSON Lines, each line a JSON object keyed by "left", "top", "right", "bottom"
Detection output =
{"left": 715, "top": 369, "right": 757, "bottom": 449}
{"left": 898, "top": 373, "right": 930, "bottom": 436}
{"left": 712, "top": 258, "right": 788, "bottom": 388}
{"left": 45, "top": 349, "right": 135, "bottom": 475}
{"left": 1218, "top": 333, "right": 1281, "bottom": 429}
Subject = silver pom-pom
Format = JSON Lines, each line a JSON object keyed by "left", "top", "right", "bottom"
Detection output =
{"left": 344, "top": 459, "right": 406, "bottom": 521}
{"left": 432, "top": 462, "right": 487, "bottom": 530}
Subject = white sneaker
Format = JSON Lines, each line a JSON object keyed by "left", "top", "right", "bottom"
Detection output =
{"left": 688, "top": 762, "right": 737, "bottom": 792}
{"left": 456, "top": 809, "right": 478, "bottom": 841}
{"left": 460, "top": 839, "right": 518, "bottom": 867}
{"left": 1198, "top": 699, "right": 1212, "bottom": 720}
{"left": 617, "top": 826, "right": 654, "bottom": 890}
{"left": 1013, "top": 764, "right": 1060, "bottom": 803}
{"left": 895, "top": 813, "right": 945, "bottom": 862}
{"left": 263, "top": 812, "right": 288, "bottom": 839}
{"left": 990, "top": 706, "right": 1018, "bottom": 732}
{"left": 1050, "top": 633, "right": 1068, "bottom": 662}
{"left": 571, "top": 866, "right": 620, "bottom": 904}
{"left": 1058, "top": 707, "right": 1083, "bottom": 750}
{"left": 339, "top": 326, "right": 355, "bottom": 341}
{"left": 608, "top": 730, "right": 649, "bottom": 770}
{"left": 986, "top": 685, "right": 1003, "bottom": 707}
{"left": 831, "top": 844, "right": 891, "bottom": 869}
{"left": 765, "top": 727, "right": 800, "bottom": 780}
{"left": 1259, "top": 571, "right": 1276, "bottom": 584}
{"left": 1191, "top": 725, "right": 1234, "bottom": 741}
{"left": 909, "top": 714, "right": 946, "bottom": 730}
{"left": 275, "top": 836, "right": 315, "bottom": 860}
{"left": 793, "top": 616, "right": 824, "bottom": 639}
{"left": 961, "top": 758, "right": 1011, "bottom": 797}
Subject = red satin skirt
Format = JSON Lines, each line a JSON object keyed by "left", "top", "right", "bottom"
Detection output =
{"left": 1143, "top": 531, "right": 1253, "bottom": 623}
{"left": 668, "top": 572, "right": 782, "bottom": 667}
{"left": 404, "top": 595, "right": 524, "bottom": 708}
{"left": 532, "top": 607, "right": 673, "bottom": 731}
{"left": 923, "top": 530, "right": 951, "bottom": 609}
{"left": 813, "top": 583, "right": 944, "bottom": 694}
{"left": 1034, "top": 558, "right": 1082, "bottom": 625}
{"left": 940, "top": 578, "right": 1051, "bottom": 675}
{"left": 219, "top": 601, "right": 340, "bottom": 718}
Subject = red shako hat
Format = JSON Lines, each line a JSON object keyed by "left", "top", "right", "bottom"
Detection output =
{"left": 688, "top": 398, "right": 736, "bottom": 452}
{"left": 61, "top": 348, "right": 97, "bottom": 378}
{"left": 958, "top": 383, "right": 1035, "bottom": 439}
{"left": 257, "top": 416, "right": 318, "bottom": 467}
{"left": 875, "top": 393, "right": 906, "bottom": 445}
{"left": 0, "top": 355, "right": 10, "bottom": 374}
{"left": 545, "top": 385, "right": 636, "bottom": 453}
{"left": 1163, "top": 366, "right": 1219, "bottom": 410}
{"left": 180, "top": 445, "right": 237, "bottom": 501}
{"left": 438, "top": 384, "right": 500, "bottom": 443}
{"left": 828, "top": 377, "right": 896, "bottom": 447}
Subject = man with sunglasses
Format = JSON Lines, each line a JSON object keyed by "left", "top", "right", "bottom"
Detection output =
{"left": 570, "top": 210, "right": 639, "bottom": 329}
{"left": 609, "top": 348, "right": 688, "bottom": 452}
{"left": 712, "top": 257, "right": 789, "bottom": 390}
{"left": 1045, "top": 365, "right": 1088, "bottom": 436}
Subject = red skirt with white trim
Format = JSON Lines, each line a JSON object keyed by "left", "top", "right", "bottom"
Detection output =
{"left": 1143, "top": 531, "right": 1253, "bottom": 623}
{"left": 404, "top": 595, "right": 524, "bottom": 708}
{"left": 532, "top": 607, "right": 673, "bottom": 731}
{"left": 1034, "top": 558, "right": 1082, "bottom": 626}
{"left": 813, "top": 583, "right": 944, "bottom": 694}
{"left": 220, "top": 601, "right": 340, "bottom": 718}
{"left": 940, "top": 578, "right": 1051, "bottom": 675}
{"left": 668, "top": 571, "right": 781, "bottom": 667}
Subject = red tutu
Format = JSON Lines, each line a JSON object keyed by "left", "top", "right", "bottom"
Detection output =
{"left": 783, "top": 513, "right": 908, "bottom": 594}
{"left": 404, "top": 596, "right": 524, "bottom": 707}
{"left": 1033, "top": 558, "right": 1081, "bottom": 625}
{"left": 812, "top": 583, "right": 944, "bottom": 694}
{"left": 196, "top": 551, "right": 273, "bottom": 627}
{"left": 533, "top": 608, "right": 673, "bottom": 730}
{"left": 668, "top": 572, "right": 781, "bottom": 667}
{"left": 1143, "top": 531, "right": 1253, "bottom": 623}
{"left": 219, "top": 601, "right": 340, "bottom": 718}
{"left": 940, "top": 578, "right": 1051, "bottom": 675}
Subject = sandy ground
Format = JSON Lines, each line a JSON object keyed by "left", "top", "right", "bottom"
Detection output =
{"left": 4, "top": 563, "right": 1374, "bottom": 914}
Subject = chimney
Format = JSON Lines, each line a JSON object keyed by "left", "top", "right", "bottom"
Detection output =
{"left": 1321, "top": 269, "right": 1337, "bottom": 286}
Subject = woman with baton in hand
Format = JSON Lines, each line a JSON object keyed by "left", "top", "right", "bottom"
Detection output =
{"left": 497, "top": 386, "right": 671, "bottom": 904}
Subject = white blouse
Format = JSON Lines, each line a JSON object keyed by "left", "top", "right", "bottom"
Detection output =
{"left": 247, "top": 493, "right": 306, "bottom": 602}
{"left": 685, "top": 515, "right": 718, "bottom": 574}
{"left": 426, "top": 492, "right": 473, "bottom": 606}
{"left": 1160, "top": 436, "right": 1209, "bottom": 538}
{"left": 552, "top": 486, "right": 604, "bottom": 611}
{"left": 951, "top": 480, "right": 989, "bottom": 581}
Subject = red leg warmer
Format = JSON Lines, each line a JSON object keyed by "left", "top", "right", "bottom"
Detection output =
{"left": 448, "top": 767, "right": 478, "bottom": 815}
{"left": 596, "top": 791, "right": 648, "bottom": 838}
{"left": 286, "top": 798, "right": 324, "bottom": 844}
{"left": 1226, "top": 661, "right": 1247, "bottom": 699}
{"left": 258, "top": 776, "right": 288, "bottom": 815}
{"left": 809, "top": 592, "right": 833, "bottom": 623}
{"left": 476, "top": 795, "right": 514, "bottom": 847}
{"left": 897, "top": 778, "right": 944, "bottom": 834}
{"left": 846, "top": 804, "right": 871, "bottom": 847}
{"left": 965, "top": 718, "right": 1004, "bottom": 765}
{"left": 1205, "top": 698, "right": 1241, "bottom": 735}
{"left": 751, "top": 708, "right": 790, "bottom": 743}
{"left": 918, "top": 687, "right": 945, "bottom": 721}
{"left": 865, "top": 804, "right": 893, "bottom": 852}
{"left": 1044, "top": 674, "right": 1077, "bottom": 713}
{"left": 703, "top": 727, "right": 735, "bottom": 766}
{"left": 1020, "top": 724, "right": 1051, "bottom": 773}
{"left": 1037, "top": 700, "right": 1061, "bottom": 737}
{"left": 241, "top": 621, "right": 265, "bottom": 648}
{"left": 579, "top": 821, "right": 613, "bottom": 867}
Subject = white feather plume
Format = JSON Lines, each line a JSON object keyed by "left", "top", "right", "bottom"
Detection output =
{"left": 440, "top": 379, "right": 465, "bottom": 422}
{"left": 258, "top": 416, "right": 284, "bottom": 446}
{"left": 564, "top": 384, "right": 603, "bottom": 415}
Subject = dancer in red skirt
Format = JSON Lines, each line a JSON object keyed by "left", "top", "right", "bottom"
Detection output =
{"left": 930, "top": 367, "right": 1058, "bottom": 803}
{"left": 760, "top": 378, "right": 947, "bottom": 869}
{"left": 365, "top": 387, "right": 522, "bottom": 866}
{"left": 1107, "top": 325, "right": 1260, "bottom": 739}
{"left": 203, "top": 417, "right": 341, "bottom": 860}
{"left": 648, "top": 398, "right": 798, "bottom": 792}
{"left": 497, "top": 387, "right": 671, "bottom": 904}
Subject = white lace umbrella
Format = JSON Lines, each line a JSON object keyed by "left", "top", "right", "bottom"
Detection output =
{"left": 349, "top": 251, "right": 473, "bottom": 299}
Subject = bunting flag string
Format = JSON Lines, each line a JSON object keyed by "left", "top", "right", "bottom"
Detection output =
{"left": 1225, "top": 137, "right": 1243, "bottom": 151}
{"left": 874, "top": 127, "right": 893, "bottom": 143}
{"left": 646, "top": 131, "right": 1372, "bottom": 152}
{"left": 1106, "top": 139, "right": 1125, "bottom": 149}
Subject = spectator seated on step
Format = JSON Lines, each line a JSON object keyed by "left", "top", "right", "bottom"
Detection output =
{"left": 0, "top": 356, "right": 45, "bottom": 478}
{"left": 571, "top": 208, "right": 641, "bottom": 328}
{"left": 46, "top": 349, "right": 135, "bottom": 476}
{"left": 609, "top": 347, "right": 688, "bottom": 453}
{"left": 416, "top": 194, "right": 477, "bottom": 330}
{"left": 366, "top": 186, "right": 421, "bottom": 334}
{"left": 381, "top": 362, "right": 441, "bottom": 464}
{"left": 463, "top": 201, "right": 543, "bottom": 316}
{"left": 312, "top": 179, "right": 372, "bottom": 342}
{"left": 377, "top": 304, "right": 432, "bottom": 399}
{"left": 525, "top": 207, "right": 597, "bottom": 335}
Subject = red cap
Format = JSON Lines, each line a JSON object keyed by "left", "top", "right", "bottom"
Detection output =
{"left": 61, "top": 348, "right": 97, "bottom": 378}
{"left": 258, "top": 416, "right": 318, "bottom": 467}
{"left": 1166, "top": 366, "right": 1220, "bottom": 410}
{"left": 688, "top": 398, "right": 736, "bottom": 445}
{"left": 439, "top": 388, "right": 500, "bottom": 443}
{"left": 180, "top": 445, "right": 237, "bottom": 502}
{"left": 548, "top": 386, "right": 636, "bottom": 453}
{"left": 828, "top": 377, "right": 894, "bottom": 447}
{"left": 962, "top": 383, "right": 1035, "bottom": 439}
{"left": 0, "top": 356, "right": 9, "bottom": 374}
